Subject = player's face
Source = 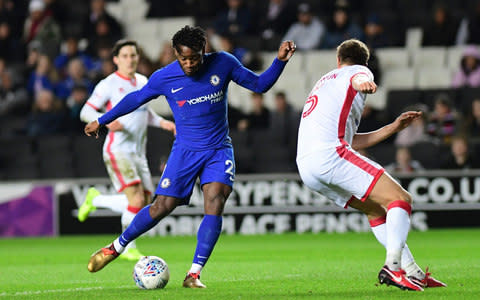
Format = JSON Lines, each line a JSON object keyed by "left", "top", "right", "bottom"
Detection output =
{"left": 114, "top": 45, "right": 139, "bottom": 76}
{"left": 175, "top": 45, "right": 204, "bottom": 76}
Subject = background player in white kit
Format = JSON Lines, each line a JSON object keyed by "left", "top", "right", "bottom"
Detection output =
{"left": 78, "top": 40, "right": 176, "bottom": 260}
{"left": 296, "top": 39, "right": 446, "bottom": 291}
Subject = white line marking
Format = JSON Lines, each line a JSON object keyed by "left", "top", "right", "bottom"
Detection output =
{"left": 0, "top": 285, "right": 131, "bottom": 297}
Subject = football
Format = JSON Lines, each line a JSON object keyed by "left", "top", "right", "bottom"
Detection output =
{"left": 133, "top": 256, "right": 170, "bottom": 289}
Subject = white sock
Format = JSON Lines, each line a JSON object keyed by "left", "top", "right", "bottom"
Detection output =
{"left": 370, "top": 221, "right": 423, "bottom": 276}
{"left": 385, "top": 203, "right": 411, "bottom": 271}
{"left": 113, "top": 238, "right": 125, "bottom": 254}
{"left": 121, "top": 209, "right": 138, "bottom": 250}
{"left": 92, "top": 194, "right": 128, "bottom": 214}
{"left": 189, "top": 263, "right": 203, "bottom": 274}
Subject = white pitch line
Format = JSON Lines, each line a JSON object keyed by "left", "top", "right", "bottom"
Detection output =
{"left": 0, "top": 285, "right": 131, "bottom": 297}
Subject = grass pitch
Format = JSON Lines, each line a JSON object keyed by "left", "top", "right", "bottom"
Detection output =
{"left": 0, "top": 229, "right": 479, "bottom": 299}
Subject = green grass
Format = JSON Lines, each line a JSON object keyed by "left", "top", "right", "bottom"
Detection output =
{"left": 1, "top": 229, "right": 479, "bottom": 299}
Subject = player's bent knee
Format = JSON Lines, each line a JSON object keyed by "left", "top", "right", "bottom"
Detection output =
{"left": 150, "top": 196, "right": 178, "bottom": 219}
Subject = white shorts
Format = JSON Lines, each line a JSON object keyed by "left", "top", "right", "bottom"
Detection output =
{"left": 297, "top": 144, "right": 384, "bottom": 208}
{"left": 103, "top": 151, "right": 154, "bottom": 194}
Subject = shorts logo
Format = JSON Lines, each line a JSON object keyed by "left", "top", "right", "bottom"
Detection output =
{"left": 210, "top": 75, "right": 220, "bottom": 86}
{"left": 161, "top": 178, "right": 171, "bottom": 188}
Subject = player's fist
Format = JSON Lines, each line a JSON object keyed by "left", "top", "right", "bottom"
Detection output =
{"left": 85, "top": 120, "right": 101, "bottom": 138}
{"left": 277, "top": 40, "right": 296, "bottom": 61}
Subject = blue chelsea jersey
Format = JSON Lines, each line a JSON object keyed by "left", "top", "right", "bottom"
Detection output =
{"left": 98, "top": 51, "right": 287, "bottom": 151}
{"left": 153, "top": 52, "right": 233, "bottom": 150}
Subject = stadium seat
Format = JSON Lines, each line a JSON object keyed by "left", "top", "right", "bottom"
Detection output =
{"left": 72, "top": 136, "right": 107, "bottom": 178}
{"left": 376, "top": 48, "right": 410, "bottom": 71}
{"left": 446, "top": 45, "right": 468, "bottom": 71}
{"left": 410, "top": 141, "right": 442, "bottom": 169}
{"left": 228, "top": 83, "right": 254, "bottom": 113}
{"left": 458, "top": 87, "right": 480, "bottom": 114}
{"left": 304, "top": 50, "right": 338, "bottom": 78}
{"left": 229, "top": 130, "right": 249, "bottom": 147}
{"left": 260, "top": 51, "right": 304, "bottom": 73}
{"left": 385, "top": 90, "right": 423, "bottom": 122}
{"left": 416, "top": 67, "right": 453, "bottom": 89}
{"left": 39, "top": 154, "right": 75, "bottom": 179}
{"left": 420, "top": 88, "right": 458, "bottom": 110}
{"left": 405, "top": 27, "right": 423, "bottom": 53}
{"left": 146, "top": 128, "right": 174, "bottom": 176}
{"left": 411, "top": 46, "right": 447, "bottom": 70}
{"left": 367, "top": 87, "right": 387, "bottom": 110}
{"left": 157, "top": 17, "right": 195, "bottom": 41}
{"left": 367, "top": 143, "right": 396, "bottom": 166}
{"left": 381, "top": 68, "right": 416, "bottom": 90}
{"left": 249, "top": 129, "right": 296, "bottom": 173}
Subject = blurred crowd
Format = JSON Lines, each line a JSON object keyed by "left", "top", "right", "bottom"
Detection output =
{"left": 1, "top": 0, "right": 480, "bottom": 173}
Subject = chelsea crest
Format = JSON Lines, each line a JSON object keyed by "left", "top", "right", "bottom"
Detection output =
{"left": 210, "top": 75, "right": 220, "bottom": 86}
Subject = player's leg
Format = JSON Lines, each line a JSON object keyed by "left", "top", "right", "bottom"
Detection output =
{"left": 183, "top": 147, "right": 235, "bottom": 288}
{"left": 118, "top": 184, "right": 150, "bottom": 260}
{"left": 88, "top": 146, "right": 199, "bottom": 272}
{"left": 363, "top": 173, "right": 423, "bottom": 290}
{"left": 348, "top": 198, "right": 445, "bottom": 288}
{"left": 303, "top": 146, "right": 421, "bottom": 291}
{"left": 183, "top": 182, "right": 231, "bottom": 288}
{"left": 87, "top": 194, "right": 181, "bottom": 272}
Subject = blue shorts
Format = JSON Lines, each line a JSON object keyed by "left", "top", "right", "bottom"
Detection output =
{"left": 155, "top": 143, "right": 235, "bottom": 205}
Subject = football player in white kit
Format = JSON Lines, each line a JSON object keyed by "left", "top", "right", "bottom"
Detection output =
{"left": 78, "top": 40, "right": 176, "bottom": 260}
{"left": 296, "top": 39, "right": 445, "bottom": 291}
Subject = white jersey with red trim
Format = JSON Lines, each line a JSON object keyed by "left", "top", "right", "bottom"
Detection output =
{"left": 297, "top": 65, "right": 373, "bottom": 160}
{"left": 85, "top": 72, "right": 149, "bottom": 154}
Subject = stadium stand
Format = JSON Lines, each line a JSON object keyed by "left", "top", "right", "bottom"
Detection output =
{"left": 2, "top": 0, "right": 480, "bottom": 179}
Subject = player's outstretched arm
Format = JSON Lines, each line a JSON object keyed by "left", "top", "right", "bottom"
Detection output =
{"left": 230, "top": 41, "right": 296, "bottom": 93}
{"left": 351, "top": 111, "right": 422, "bottom": 150}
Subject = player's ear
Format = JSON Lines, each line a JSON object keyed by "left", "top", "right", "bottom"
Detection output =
{"left": 113, "top": 55, "right": 118, "bottom": 65}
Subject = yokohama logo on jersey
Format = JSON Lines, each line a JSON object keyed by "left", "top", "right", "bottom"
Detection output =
{"left": 186, "top": 90, "right": 224, "bottom": 105}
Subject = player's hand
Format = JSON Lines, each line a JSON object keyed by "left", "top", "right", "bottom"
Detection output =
{"left": 106, "top": 120, "right": 123, "bottom": 132}
{"left": 393, "top": 111, "right": 423, "bottom": 132}
{"left": 84, "top": 120, "right": 101, "bottom": 138}
{"left": 160, "top": 119, "right": 176, "bottom": 136}
{"left": 277, "top": 40, "right": 296, "bottom": 61}
{"left": 356, "top": 81, "right": 377, "bottom": 94}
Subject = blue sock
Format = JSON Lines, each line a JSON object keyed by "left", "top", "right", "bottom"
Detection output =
{"left": 192, "top": 215, "right": 223, "bottom": 267}
{"left": 118, "top": 205, "right": 158, "bottom": 247}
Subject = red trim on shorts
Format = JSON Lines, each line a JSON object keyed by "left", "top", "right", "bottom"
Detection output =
{"left": 127, "top": 205, "right": 142, "bottom": 214}
{"left": 338, "top": 83, "right": 357, "bottom": 140}
{"left": 86, "top": 101, "right": 99, "bottom": 110}
{"left": 360, "top": 168, "right": 384, "bottom": 201}
{"left": 387, "top": 200, "right": 412, "bottom": 215}
{"left": 336, "top": 144, "right": 381, "bottom": 177}
{"left": 118, "top": 179, "right": 142, "bottom": 192}
{"left": 369, "top": 215, "right": 387, "bottom": 227}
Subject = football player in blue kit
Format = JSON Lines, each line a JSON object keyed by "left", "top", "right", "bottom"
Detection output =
{"left": 84, "top": 25, "right": 296, "bottom": 288}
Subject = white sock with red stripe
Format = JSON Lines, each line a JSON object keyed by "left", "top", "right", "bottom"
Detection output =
{"left": 370, "top": 216, "right": 425, "bottom": 278}
{"left": 385, "top": 200, "right": 412, "bottom": 271}
{"left": 92, "top": 194, "right": 128, "bottom": 214}
{"left": 121, "top": 205, "right": 142, "bottom": 250}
